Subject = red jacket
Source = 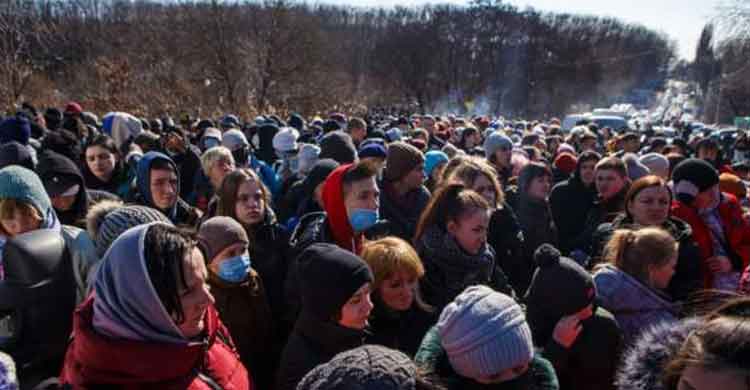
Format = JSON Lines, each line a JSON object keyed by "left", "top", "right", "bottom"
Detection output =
{"left": 60, "top": 297, "right": 253, "bottom": 389}
{"left": 671, "top": 193, "right": 750, "bottom": 288}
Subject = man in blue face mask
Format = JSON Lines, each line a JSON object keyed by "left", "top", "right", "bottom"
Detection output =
{"left": 197, "top": 216, "right": 275, "bottom": 389}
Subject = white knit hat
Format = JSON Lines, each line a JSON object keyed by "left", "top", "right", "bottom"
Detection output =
{"left": 273, "top": 127, "right": 300, "bottom": 152}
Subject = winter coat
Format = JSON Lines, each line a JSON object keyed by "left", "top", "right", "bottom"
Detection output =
{"left": 513, "top": 194, "right": 557, "bottom": 294}
{"left": 414, "top": 326, "right": 559, "bottom": 390}
{"left": 573, "top": 188, "right": 628, "bottom": 258}
{"left": 60, "top": 297, "right": 253, "bottom": 389}
{"left": 590, "top": 214, "right": 703, "bottom": 301}
{"left": 549, "top": 173, "right": 597, "bottom": 254}
{"left": 365, "top": 296, "right": 438, "bottom": 357}
{"left": 378, "top": 182, "right": 431, "bottom": 241}
{"left": 594, "top": 264, "right": 679, "bottom": 345}
{"left": 81, "top": 157, "right": 132, "bottom": 199}
{"left": 488, "top": 204, "right": 526, "bottom": 293}
{"left": 615, "top": 318, "right": 702, "bottom": 390}
{"left": 417, "top": 225, "right": 516, "bottom": 312}
{"left": 671, "top": 193, "right": 750, "bottom": 288}
{"left": 209, "top": 270, "right": 274, "bottom": 390}
{"left": 163, "top": 144, "right": 202, "bottom": 201}
{"left": 61, "top": 225, "right": 102, "bottom": 303}
{"left": 276, "top": 311, "right": 366, "bottom": 390}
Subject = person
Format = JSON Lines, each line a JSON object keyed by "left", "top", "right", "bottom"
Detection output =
{"left": 573, "top": 156, "right": 630, "bottom": 264}
{"left": 380, "top": 142, "right": 430, "bottom": 241}
{"left": 640, "top": 153, "right": 670, "bottom": 180}
{"left": 197, "top": 216, "right": 275, "bottom": 389}
{"left": 361, "top": 237, "right": 437, "bottom": 357}
{"left": 318, "top": 131, "right": 358, "bottom": 165}
{"left": 446, "top": 158, "right": 525, "bottom": 294}
{"left": 670, "top": 158, "right": 750, "bottom": 290}
{"left": 524, "top": 244, "right": 622, "bottom": 390}
{"left": 59, "top": 223, "right": 252, "bottom": 388}
{"left": 484, "top": 132, "right": 514, "bottom": 188}
{"left": 550, "top": 151, "right": 601, "bottom": 254}
{"left": 415, "top": 183, "right": 515, "bottom": 312}
{"left": 347, "top": 117, "right": 367, "bottom": 148}
{"left": 297, "top": 345, "right": 441, "bottom": 390}
{"left": 415, "top": 286, "right": 559, "bottom": 390}
{"left": 589, "top": 176, "right": 703, "bottom": 300}
{"left": 194, "top": 146, "right": 236, "bottom": 214}
{"left": 215, "top": 168, "right": 290, "bottom": 330}
{"left": 511, "top": 162, "right": 557, "bottom": 293}
{"left": 0, "top": 166, "right": 99, "bottom": 302}
{"left": 0, "top": 142, "right": 34, "bottom": 171}
{"left": 81, "top": 135, "right": 132, "bottom": 199}
{"left": 278, "top": 159, "right": 339, "bottom": 229}
{"left": 160, "top": 125, "right": 202, "bottom": 201}
{"left": 618, "top": 295, "right": 750, "bottom": 390}
{"left": 424, "top": 150, "right": 449, "bottom": 193}
{"left": 223, "top": 128, "right": 281, "bottom": 198}
{"left": 290, "top": 161, "right": 380, "bottom": 256}
{"left": 276, "top": 243, "right": 374, "bottom": 390}
{"left": 133, "top": 151, "right": 202, "bottom": 227}
{"left": 593, "top": 227, "right": 680, "bottom": 345}
{"left": 86, "top": 200, "right": 171, "bottom": 257}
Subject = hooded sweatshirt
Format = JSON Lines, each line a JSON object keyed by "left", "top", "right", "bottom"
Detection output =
{"left": 60, "top": 222, "right": 251, "bottom": 389}
{"left": 320, "top": 163, "right": 363, "bottom": 254}
{"left": 37, "top": 150, "right": 89, "bottom": 227}
{"left": 135, "top": 152, "right": 200, "bottom": 226}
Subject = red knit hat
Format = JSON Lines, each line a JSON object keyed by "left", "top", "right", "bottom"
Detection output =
{"left": 64, "top": 102, "right": 82, "bottom": 115}
{"left": 554, "top": 152, "right": 578, "bottom": 175}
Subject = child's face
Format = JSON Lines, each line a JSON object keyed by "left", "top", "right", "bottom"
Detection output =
{"left": 1, "top": 210, "right": 42, "bottom": 237}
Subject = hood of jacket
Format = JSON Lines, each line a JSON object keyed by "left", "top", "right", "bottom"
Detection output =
{"left": 136, "top": 151, "right": 179, "bottom": 217}
{"left": 593, "top": 264, "right": 678, "bottom": 317}
{"left": 37, "top": 150, "right": 88, "bottom": 226}
{"left": 321, "top": 164, "right": 363, "bottom": 254}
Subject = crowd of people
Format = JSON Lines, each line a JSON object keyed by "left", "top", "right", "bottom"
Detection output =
{"left": 0, "top": 102, "right": 749, "bottom": 389}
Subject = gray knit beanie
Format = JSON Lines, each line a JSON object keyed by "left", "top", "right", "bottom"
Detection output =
{"left": 437, "top": 285, "right": 534, "bottom": 380}
{"left": 483, "top": 132, "right": 513, "bottom": 159}
{"left": 623, "top": 153, "right": 650, "bottom": 181}
{"left": 91, "top": 202, "right": 171, "bottom": 256}
{"left": 640, "top": 153, "right": 670, "bottom": 178}
{"left": 297, "top": 345, "right": 417, "bottom": 390}
{"left": 0, "top": 166, "right": 51, "bottom": 219}
{"left": 197, "top": 216, "right": 249, "bottom": 262}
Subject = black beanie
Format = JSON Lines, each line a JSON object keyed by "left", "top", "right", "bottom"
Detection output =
{"left": 672, "top": 158, "right": 720, "bottom": 204}
{"left": 319, "top": 131, "right": 358, "bottom": 165}
{"left": 524, "top": 244, "right": 595, "bottom": 343}
{"left": 299, "top": 243, "right": 373, "bottom": 321}
{"left": 304, "top": 159, "right": 340, "bottom": 194}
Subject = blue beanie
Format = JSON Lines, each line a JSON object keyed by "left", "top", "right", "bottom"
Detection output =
{"left": 0, "top": 116, "right": 31, "bottom": 145}
{"left": 358, "top": 143, "right": 387, "bottom": 159}
{"left": 483, "top": 132, "right": 513, "bottom": 159}
{"left": 438, "top": 285, "right": 534, "bottom": 380}
{"left": 0, "top": 166, "right": 52, "bottom": 218}
{"left": 424, "top": 150, "right": 449, "bottom": 178}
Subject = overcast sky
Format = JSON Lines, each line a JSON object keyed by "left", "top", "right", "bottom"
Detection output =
{"left": 317, "top": 0, "right": 719, "bottom": 60}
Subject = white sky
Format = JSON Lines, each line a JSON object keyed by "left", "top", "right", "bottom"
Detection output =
{"left": 316, "top": 0, "right": 719, "bottom": 60}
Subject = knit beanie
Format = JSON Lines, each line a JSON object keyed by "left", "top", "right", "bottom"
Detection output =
{"left": 0, "top": 116, "right": 31, "bottom": 145}
{"left": 554, "top": 153, "right": 578, "bottom": 176}
{"left": 358, "top": 143, "right": 387, "bottom": 160}
{"left": 297, "top": 345, "right": 417, "bottom": 390}
{"left": 640, "top": 153, "right": 670, "bottom": 178}
{"left": 557, "top": 143, "right": 576, "bottom": 156}
{"left": 88, "top": 201, "right": 172, "bottom": 256}
{"left": 385, "top": 128, "right": 402, "bottom": 143}
{"left": 623, "top": 153, "right": 651, "bottom": 181}
{"left": 319, "top": 131, "right": 358, "bottom": 164}
{"left": 273, "top": 127, "right": 300, "bottom": 153}
{"left": 298, "top": 243, "right": 373, "bottom": 321}
{"left": 0, "top": 141, "right": 34, "bottom": 170}
{"left": 437, "top": 285, "right": 534, "bottom": 380}
{"left": 424, "top": 150, "right": 449, "bottom": 178}
{"left": 384, "top": 142, "right": 425, "bottom": 182}
{"left": 524, "top": 244, "right": 595, "bottom": 343}
{"left": 672, "top": 158, "right": 720, "bottom": 204}
{"left": 304, "top": 159, "right": 340, "bottom": 194}
{"left": 719, "top": 173, "right": 747, "bottom": 200}
{"left": 298, "top": 143, "right": 321, "bottom": 174}
{"left": 197, "top": 216, "right": 250, "bottom": 262}
{"left": 483, "top": 132, "right": 513, "bottom": 159}
{"left": 0, "top": 166, "right": 51, "bottom": 219}
{"left": 222, "top": 129, "right": 249, "bottom": 152}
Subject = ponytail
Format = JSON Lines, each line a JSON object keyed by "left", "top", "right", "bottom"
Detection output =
{"left": 414, "top": 182, "right": 489, "bottom": 243}
{"left": 602, "top": 227, "right": 677, "bottom": 283}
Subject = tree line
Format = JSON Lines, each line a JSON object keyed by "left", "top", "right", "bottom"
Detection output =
{"left": 0, "top": 0, "right": 675, "bottom": 118}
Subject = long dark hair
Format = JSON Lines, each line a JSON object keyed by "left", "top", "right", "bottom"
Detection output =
{"left": 216, "top": 168, "right": 271, "bottom": 226}
{"left": 143, "top": 223, "right": 197, "bottom": 325}
{"left": 414, "top": 182, "right": 490, "bottom": 242}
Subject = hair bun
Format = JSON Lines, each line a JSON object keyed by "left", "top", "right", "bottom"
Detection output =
{"left": 534, "top": 244, "right": 561, "bottom": 267}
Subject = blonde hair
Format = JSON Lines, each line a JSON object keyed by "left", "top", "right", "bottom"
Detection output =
{"left": 200, "top": 146, "right": 235, "bottom": 176}
{"left": 603, "top": 227, "right": 678, "bottom": 283}
{"left": 0, "top": 198, "right": 43, "bottom": 235}
{"left": 445, "top": 157, "right": 504, "bottom": 208}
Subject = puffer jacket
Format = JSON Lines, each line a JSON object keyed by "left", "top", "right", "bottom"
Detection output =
{"left": 594, "top": 264, "right": 680, "bottom": 345}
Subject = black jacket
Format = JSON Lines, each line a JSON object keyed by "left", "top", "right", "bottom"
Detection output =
{"left": 590, "top": 214, "right": 703, "bottom": 301}
{"left": 514, "top": 195, "right": 558, "bottom": 294}
{"left": 488, "top": 204, "right": 526, "bottom": 294}
{"left": 37, "top": 150, "right": 89, "bottom": 227}
{"left": 573, "top": 188, "right": 628, "bottom": 258}
{"left": 549, "top": 175, "right": 597, "bottom": 254}
{"left": 366, "top": 297, "right": 438, "bottom": 357}
{"left": 379, "top": 183, "right": 431, "bottom": 241}
{"left": 162, "top": 144, "right": 202, "bottom": 201}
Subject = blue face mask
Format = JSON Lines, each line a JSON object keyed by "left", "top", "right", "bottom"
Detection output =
{"left": 217, "top": 253, "right": 251, "bottom": 283}
{"left": 349, "top": 208, "right": 378, "bottom": 232}
{"left": 203, "top": 138, "right": 220, "bottom": 150}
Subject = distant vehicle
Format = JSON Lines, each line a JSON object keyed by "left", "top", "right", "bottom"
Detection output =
{"left": 562, "top": 114, "right": 589, "bottom": 131}
{"left": 590, "top": 115, "right": 629, "bottom": 131}
{"left": 592, "top": 109, "right": 627, "bottom": 119}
